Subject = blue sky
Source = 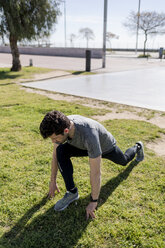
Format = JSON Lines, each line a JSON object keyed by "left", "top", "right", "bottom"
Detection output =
{"left": 50, "top": 0, "right": 165, "bottom": 49}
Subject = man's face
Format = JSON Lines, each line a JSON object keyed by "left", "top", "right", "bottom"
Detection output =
{"left": 49, "top": 129, "right": 69, "bottom": 144}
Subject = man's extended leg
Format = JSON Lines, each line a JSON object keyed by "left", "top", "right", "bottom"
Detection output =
{"left": 103, "top": 144, "right": 138, "bottom": 166}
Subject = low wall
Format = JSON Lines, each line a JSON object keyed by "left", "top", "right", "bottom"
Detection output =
{"left": 109, "top": 48, "right": 160, "bottom": 52}
{"left": 0, "top": 46, "right": 103, "bottom": 59}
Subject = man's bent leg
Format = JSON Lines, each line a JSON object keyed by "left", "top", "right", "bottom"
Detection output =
{"left": 103, "top": 145, "right": 137, "bottom": 166}
{"left": 55, "top": 143, "right": 88, "bottom": 211}
{"left": 56, "top": 143, "right": 88, "bottom": 191}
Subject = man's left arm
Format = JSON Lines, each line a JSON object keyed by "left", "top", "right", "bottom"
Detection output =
{"left": 86, "top": 156, "right": 101, "bottom": 220}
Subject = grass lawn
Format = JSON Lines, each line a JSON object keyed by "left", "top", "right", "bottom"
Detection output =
{"left": 0, "top": 67, "right": 165, "bottom": 248}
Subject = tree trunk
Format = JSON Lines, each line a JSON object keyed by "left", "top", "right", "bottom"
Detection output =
{"left": 143, "top": 32, "right": 148, "bottom": 56}
{"left": 9, "top": 34, "right": 21, "bottom": 71}
{"left": 86, "top": 37, "right": 89, "bottom": 48}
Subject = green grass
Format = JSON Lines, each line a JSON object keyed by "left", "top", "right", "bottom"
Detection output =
{"left": 138, "top": 54, "right": 151, "bottom": 58}
{"left": 0, "top": 67, "right": 54, "bottom": 83}
{"left": 0, "top": 67, "right": 165, "bottom": 248}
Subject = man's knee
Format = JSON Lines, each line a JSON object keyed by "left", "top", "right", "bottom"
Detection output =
{"left": 56, "top": 144, "right": 69, "bottom": 160}
{"left": 56, "top": 144, "right": 73, "bottom": 175}
{"left": 119, "top": 160, "right": 128, "bottom": 166}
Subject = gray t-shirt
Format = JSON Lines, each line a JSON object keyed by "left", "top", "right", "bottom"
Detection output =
{"left": 67, "top": 115, "right": 116, "bottom": 158}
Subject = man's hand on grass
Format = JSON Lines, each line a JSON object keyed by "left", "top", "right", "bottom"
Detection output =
{"left": 48, "top": 181, "right": 60, "bottom": 198}
{"left": 86, "top": 202, "right": 98, "bottom": 220}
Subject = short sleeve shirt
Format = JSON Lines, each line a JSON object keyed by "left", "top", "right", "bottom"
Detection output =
{"left": 67, "top": 115, "right": 116, "bottom": 158}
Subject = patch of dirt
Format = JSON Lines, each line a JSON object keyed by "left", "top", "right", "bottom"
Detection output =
{"left": 19, "top": 70, "right": 71, "bottom": 83}
{"left": 92, "top": 112, "right": 165, "bottom": 129}
{"left": 21, "top": 74, "right": 165, "bottom": 157}
{"left": 146, "top": 133, "right": 165, "bottom": 157}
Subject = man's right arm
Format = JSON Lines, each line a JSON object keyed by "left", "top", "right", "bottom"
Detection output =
{"left": 48, "top": 143, "right": 60, "bottom": 198}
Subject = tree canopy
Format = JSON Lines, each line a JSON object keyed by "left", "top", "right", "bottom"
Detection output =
{"left": 79, "top": 28, "right": 95, "bottom": 48}
{"left": 124, "top": 11, "right": 165, "bottom": 55}
{"left": 0, "top": 0, "right": 60, "bottom": 71}
{"left": 106, "top": 32, "right": 119, "bottom": 48}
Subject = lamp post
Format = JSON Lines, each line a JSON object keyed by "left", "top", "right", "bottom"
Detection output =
{"left": 135, "top": 0, "right": 141, "bottom": 54}
{"left": 102, "top": 0, "right": 108, "bottom": 68}
{"left": 62, "top": 0, "right": 67, "bottom": 47}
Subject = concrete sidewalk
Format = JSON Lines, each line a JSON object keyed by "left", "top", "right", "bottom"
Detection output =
{"left": 22, "top": 67, "right": 165, "bottom": 112}
{"left": 1, "top": 51, "right": 165, "bottom": 111}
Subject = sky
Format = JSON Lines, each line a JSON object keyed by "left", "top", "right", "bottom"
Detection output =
{"left": 50, "top": 0, "right": 165, "bottom": 49}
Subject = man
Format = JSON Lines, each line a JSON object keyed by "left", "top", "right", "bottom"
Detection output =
{"left": 40, "top": 110, "right": 144, "bottom": 219}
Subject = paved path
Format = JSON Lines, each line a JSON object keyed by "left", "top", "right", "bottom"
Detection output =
{"left": 1, "top": 52, "right": 164, "bottom": 72}
{"left": 22, "top": 67, "right": 165, "bottom": 112}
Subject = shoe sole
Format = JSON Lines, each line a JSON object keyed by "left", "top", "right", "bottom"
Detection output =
{"left": 54, "top": 195, "right": 79, "bottom": 211}
{"left": 135, "top": 141, "right": 144, "bottom": 162}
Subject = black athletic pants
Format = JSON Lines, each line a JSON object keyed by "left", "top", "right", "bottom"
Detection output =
{"left": 56, "top": 143, "right": 137, "bottom": 191}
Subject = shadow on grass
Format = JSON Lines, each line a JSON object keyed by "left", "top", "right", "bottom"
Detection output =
{"left": 71, "top": 71, "right": 95, "bottom": 75}
{"left": 72, "top": 71, "right": 85, "bottom": 75}
{"left": 0, "top": 70, "right": 22, "bottom": 81}
{"left": 0, "top": 82, "right": 15, "bottom": 86}
{"left": 0, "top": 160, "right": 138, "bottom": 248}
{"left": 99, "top": 160, "right": 139, "bottom": 207}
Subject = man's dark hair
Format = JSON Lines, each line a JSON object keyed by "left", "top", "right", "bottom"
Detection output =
{"left": 40, "top": 110, "right": 71, "bottom": 139}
